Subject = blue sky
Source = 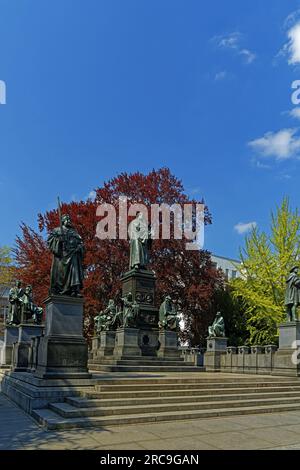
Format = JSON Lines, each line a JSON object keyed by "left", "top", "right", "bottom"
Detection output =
{"left": 1, "top": 0, "right": 300, "bottom": 258}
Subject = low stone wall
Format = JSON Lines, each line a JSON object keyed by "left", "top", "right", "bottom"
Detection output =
{"left": 220, "top": 345, "right": 278, "bottom": 375}
{"left": 179, "top": 347, "right": 205, "bottom": 366}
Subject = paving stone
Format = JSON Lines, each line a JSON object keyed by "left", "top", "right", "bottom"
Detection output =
{"left": 243, "top": 427, "right": 300, "bottom": 445}
{"left": 195, "top": 430, "right": 274, "bottom": 450}
{"left": 139, "top": 436, "right": 218, "bottom": 450}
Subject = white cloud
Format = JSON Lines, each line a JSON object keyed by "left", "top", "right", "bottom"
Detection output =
{"left": 289, "top": 108, "right": 300, "bottom": 119}
{"left": 286, "top": 23, "right": 300, "bottom": 65}
{"left": 278, "top": 10, "right": 300, "bottom": 65}
{"left": 239, "top": 48, "right": 256, "bottom": 64}
{"left": 86, "top": 190, "right": 96, "bottom": 201}
{"left": 214, "top": 71, "right": 227, "bottom": 81}
{"left": 212, "top": 32, "right": 256, "bottom": 64}
{"left": 234, "top": 221, "right": 257, "bottom": 235}
{"left": 248, "top": 128, "right": 300, "bottom": 160}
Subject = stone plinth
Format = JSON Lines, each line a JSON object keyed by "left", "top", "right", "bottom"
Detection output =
{"left": 34, "top": 296, "right": 91, "bottom": 379}
{"left": 157, "top": 330, "right": 180, "bottom": 358}
{"left": 120, "top": 269, "right": 159, "bottom": 329}
{"left": 114, "top": 328, "right": 141, "bottom": 358}
{"left": 91, "top": 335, "right": 101, "bottom": 359}
{"left": 11, "top": 324, "right": 43, "bottom": 372}
{"left": 272, "top": 322, "right": 300, "bottom": 376}
{"left": 279, "top": 321, "right": 300, "bottom": 350}
{"left": 207, "top": 337, "right": 227, "bottom": 352}
{"left": 0, "top": 326, "right": 19, "bottom": 366}
{"left": 27, "top": 336, "right": 41, "bottom": 373}
{"left": 204, "top": 337, "right": 228, "bottom": 372}
{"left": 139, "top": 329, "right": 159, "bottom": 356}
{"left": 98, "top": 331, "right": 116, "bottom": 356}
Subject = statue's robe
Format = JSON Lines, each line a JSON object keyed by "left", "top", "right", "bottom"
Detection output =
{"left": 159, "top": 299, "right": 177, "bottom": 329}
{"left": 285, "top": 272, "right": 300, "bottom": 306}
{"left": 8, "top": 287, "right": 24, "bottom": 324}
{"left": 129, "top": 217, "right": 149, "bottom": 269}
{"left": 22, "top": 291, "right": 34, "bottom": 321}
{"left": 209, "top": 316, "right": 225, "bottom": 337}
{"left": 48, "top": 226, "right": 84, "bottom": 295}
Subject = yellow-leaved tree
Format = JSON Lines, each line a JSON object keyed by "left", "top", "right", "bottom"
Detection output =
{"left": 0, "top": 246, "right": 15, "bottom": 296}
{"left": 231, "top": 198, "right": 300, "bottom": 345}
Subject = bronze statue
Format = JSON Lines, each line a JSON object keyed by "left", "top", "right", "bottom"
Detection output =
{"left": 48, "top": 206, "right": 84, "bottom": 297}
{"left": 285, "top": 266, "right": 300, "bottom": 321}
{"left": 121, "top": 292, "right": 139, "bottom": 327}
{"left": 21, "top": 285, "right": 43, "bottom": 325}
{"left": 94, "top": 299, "right": 118, "bottom": 333}
{"left": 159, "top": 295, "right": 179, "bottom": 331}
{"left": 208, "top": 312, "right": 225, "bottom": 338}
{"left": 7, "top": 280, "right": 24, "bottom": 325}
{"left": 128, "top": 212, "right": 151, "bottom": 270}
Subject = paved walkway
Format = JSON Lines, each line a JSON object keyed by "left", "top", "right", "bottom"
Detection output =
{"left": 2, "top": 392, "right": 300, "bottom": 450}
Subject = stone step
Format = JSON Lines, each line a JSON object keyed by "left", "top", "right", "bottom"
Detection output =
{"left": 90, "top": 359, "right": 187, "bottom": 366}
{"left": 91, "top": 355, "right": 185, "bottom": 362}
{"left": 33, "top": 402, "right": 300, "bottom": 430}
{"left": 66, "top": 389, "right": 300, "bottom": 408}
{"left": 83, "top": 384, "right": 300, "bottom": 399}
{"left": 90, "top": 364, "right": 202, "bottom": 372}
{"left": 48, "top": 395, "right": 300, "bottom": 419}
{"left": 94, "top": 380, "right": 300, "bottom": 392}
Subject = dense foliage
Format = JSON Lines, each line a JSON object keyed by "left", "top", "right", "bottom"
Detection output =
{"left": 15, "top": 168, "right": 224, "bottom": 342}
{"left": 231, "top": 198, "right": 300, "bottom": 345}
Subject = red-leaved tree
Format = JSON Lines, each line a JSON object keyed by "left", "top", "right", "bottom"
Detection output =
{"left": 15, "top": 168, "right": 224, "bottom": 345}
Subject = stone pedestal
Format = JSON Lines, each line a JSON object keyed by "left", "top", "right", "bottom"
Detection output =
{"left": 11, "top": 324, "right": 43, "bottom": 372}
{"left": 273, "top": 322, "right": 300, "bottom": 376}
{"left": 0, "top": 326, "right": 18, "bottom": 366}
{"left": 27, "top": 336, "right": 41, "bottom": 373}
{"left": 157, "top": 330, "right": 180, "bottom": 358}
{"left": 279, "top": 321, "right": 300, "bottom": 349}
{"left": 204, "top": 336, "right": 227, "bottom": 371}
{"left": 34, "top": 296, "right": 91, "bottom": 379}
{"left": 98, "top": 331, "right": 116, "bottom": 356}
{"left": 139, "top": 329, "right": 159, "bottom": 356}
{"left": 120, "top": 269, "right": 159, "bottom": 329}
{"left": 114, "top": 328, "right": 141, "bottom": 358}
{"left": 91, "top": 335, "right": 101, "bottom": 359}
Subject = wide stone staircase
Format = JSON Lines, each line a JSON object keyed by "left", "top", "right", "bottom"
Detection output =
{"left": 32, "top": 374, "right": 300, "bottom": 430}
{"left": 88, "top": 355, "right": 202, "bottom": 373}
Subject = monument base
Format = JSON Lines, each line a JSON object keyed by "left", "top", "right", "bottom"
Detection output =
{"left": 34, "top": 295, "right": 91, "bottom": 379}
{"left": 11, "top": 324, "right": 43, "bottom": 372}
{"left": 0, "top": 326, "right": 19, "bottom": 366}
{"left": 0, "top": 370, "right": 94, "bottom": 414}
{"left": 98, "top": 331, "right": 116, "bottom": 357}
{"left": 157, "top": 330, "right": 180, "bottom": 359}
{"left": 204, "top": 337, "right": 228, "bottom": 372}
{"left": 114, "top": 328, "right": 141, "bottom": 358}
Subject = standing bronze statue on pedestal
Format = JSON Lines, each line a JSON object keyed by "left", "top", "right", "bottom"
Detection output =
{"left": 128, "top": 212, "right": 152, "bottom": 270}
{"left": 285, "top": 266, "right": 300, "bottom": 321}
{"left": 47, "top": 199, "right": 84, "bottom": 297}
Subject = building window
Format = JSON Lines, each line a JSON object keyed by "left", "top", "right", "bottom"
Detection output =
{"left": 232, "top": 270, "right": 237, "bottom": 279}
{"left": 225, "top": 269, "right": 229, "bottom": 280}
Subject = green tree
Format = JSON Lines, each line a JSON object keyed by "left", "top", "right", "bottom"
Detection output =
{"left": 231, "top": 198, "right": 300, "bottom": 345}
{"left": 0, "top": 246, "right": 14, "bottom": 293}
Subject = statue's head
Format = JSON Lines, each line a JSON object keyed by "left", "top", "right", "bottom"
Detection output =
{"left": 15, "top": 279, "right": 22, "bottom": 288}
{"left": 62, "top": 214, "right": 72, "bottom": 227}
{"left": 127, "top": 292, "right": 133, "bottom": 301}
{"left": 25, "top": 285, "right": 32, "bottom": 294}
{"left": 108, "top": 299, "right": 115, "bottom": 306}
{"left": 165, "top": 295, "right": 172, "bottom": 302}
{"left": 290, "top": 266, "right": 299, "bottom": 273}
{"left": 216, "top": 311, "right": 221, "bottom": 317}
